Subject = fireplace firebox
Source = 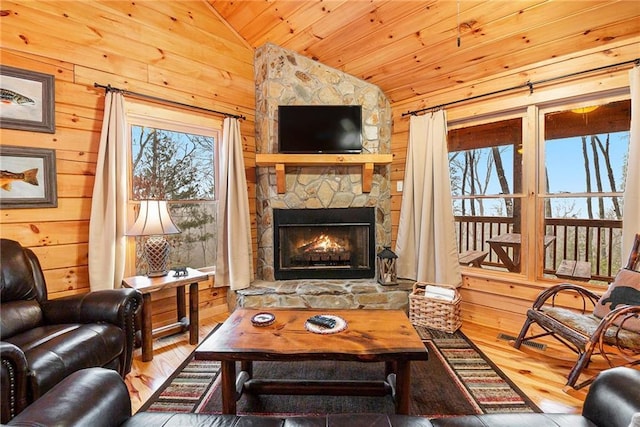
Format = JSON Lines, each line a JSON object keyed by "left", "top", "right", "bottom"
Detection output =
{"left": 273, "top": 208, "right": 376, "bottom": 280}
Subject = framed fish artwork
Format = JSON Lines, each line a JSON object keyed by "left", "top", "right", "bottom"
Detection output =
{"left": 0, "top": 65, "right": 55, "bottom": 133}
{"left": 0, "top": 146, "right": 57, "bottom": 209}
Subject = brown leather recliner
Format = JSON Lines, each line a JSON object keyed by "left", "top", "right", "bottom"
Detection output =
{"left": 0, "top": 238, "right": 143, "bottom": 423}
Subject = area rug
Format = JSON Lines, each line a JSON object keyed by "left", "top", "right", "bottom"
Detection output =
{"left": 141, "top": 325, "right": 540, "bottom": 417}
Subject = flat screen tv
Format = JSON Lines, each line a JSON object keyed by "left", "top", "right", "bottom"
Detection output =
{"left": 278, "top": 105, "right": 362, "bottom": 154}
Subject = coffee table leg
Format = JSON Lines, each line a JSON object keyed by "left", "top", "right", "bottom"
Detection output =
{"left": 221, "top": 360, "right": 237, "bottom": 415}
{"left": 395, "top": 360, "right": 411, "bottom": 414}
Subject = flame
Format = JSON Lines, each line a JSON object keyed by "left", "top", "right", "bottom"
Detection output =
{"left": 301, "top": 234, "right": 346, "bottom": 253}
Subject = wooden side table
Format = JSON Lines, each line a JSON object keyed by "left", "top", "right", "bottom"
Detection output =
{"left": 122, "top": 267, "right": 210, "bottom": 362}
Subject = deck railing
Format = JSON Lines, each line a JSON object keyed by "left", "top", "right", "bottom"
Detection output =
{"left": 455, "top": 216, "right": 623, "bottom": 283}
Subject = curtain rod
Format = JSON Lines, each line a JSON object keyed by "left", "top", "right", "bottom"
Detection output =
{"left": 402, "top": 58, "right": 640, "bottom": 117}
{"left": 93, "top": 83, "right": 246, "bottom": 120}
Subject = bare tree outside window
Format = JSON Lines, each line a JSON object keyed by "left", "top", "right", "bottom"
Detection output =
{"left": 448, "top": 118, "right": 523, "bottom": 270}
{"left": 543, "top": 99, "right": 630, "bottom": 280}
{"left": 130, "top": 125, "right": 217, "bottom": 274}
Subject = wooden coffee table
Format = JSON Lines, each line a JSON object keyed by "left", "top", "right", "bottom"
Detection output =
{"left": 195, "top": 308, "right": 428, "bottom": 415}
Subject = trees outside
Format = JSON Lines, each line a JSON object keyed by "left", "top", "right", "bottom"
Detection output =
{"left": 448, "top": 99, "right": 630, "bottom": 281}
{"left": 131, "top": 125, "right": 217, "bottom": 273}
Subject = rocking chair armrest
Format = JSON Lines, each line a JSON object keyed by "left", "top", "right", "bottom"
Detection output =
{"left": 532, "top": 283, "right": 601, "bottom": 311}
{"left": 592, "top": 304, "right": 640, "bottom": 339}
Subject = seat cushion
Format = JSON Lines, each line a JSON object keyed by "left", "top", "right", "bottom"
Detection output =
{"left": 429, "top": 413, "right": 596, "bottom": 427}
{"left": 6, "top": 323, "right": 125, "bottom": 398}
{"left": 540, "top": 307, "right": 640, "bottom": 349}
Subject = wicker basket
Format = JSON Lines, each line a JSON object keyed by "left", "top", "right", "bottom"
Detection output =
{"left": 409, "top": 282, "right": 461, "bottom": 333}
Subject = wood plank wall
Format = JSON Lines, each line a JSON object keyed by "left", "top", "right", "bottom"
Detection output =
{"left": 0, "top": 1, "right": 257, "bottom": 326}
{"left": 389, "top": 36, "right": 639, "bottom": 335}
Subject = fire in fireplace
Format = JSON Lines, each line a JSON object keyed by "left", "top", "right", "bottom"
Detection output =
{"left": 273, "top": 207, "right": 376, "bottom": 280}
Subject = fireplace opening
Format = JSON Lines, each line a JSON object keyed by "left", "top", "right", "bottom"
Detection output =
{"left": 273, "top": 208, "right": 375, "bottom": 280}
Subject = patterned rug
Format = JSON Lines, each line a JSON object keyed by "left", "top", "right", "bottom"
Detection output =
{"left": 141, "top": 325, "right": 540, "bottom": 416}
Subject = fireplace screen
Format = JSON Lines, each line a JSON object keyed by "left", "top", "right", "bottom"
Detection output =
{"left": 274, "top": 208, "right": 375, "bottom": 280}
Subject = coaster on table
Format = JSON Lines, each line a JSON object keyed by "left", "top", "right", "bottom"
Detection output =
{"left": 305, "top": 314, "right": 347, "bottom": 334}
{"left": 251, "top": 312, "right": 275, "bottom": 327}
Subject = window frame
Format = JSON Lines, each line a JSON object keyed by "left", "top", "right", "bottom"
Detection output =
{"left": 535, "top": 92, "right": 630, "bottom": 281}
{"left": 124, "top": 101, "right": 222, "bottom": 276}
{"left": 448, "top": 89, "right": 630, "bottom": 283}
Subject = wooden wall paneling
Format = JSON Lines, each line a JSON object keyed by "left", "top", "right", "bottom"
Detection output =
{"left": 142, "top": 1, "right": 252, "bottom": 47}
{"left": 74, "top": 66, "right": 254, "bottom": 121}
{"left": 105, "top": 1, "right": 254, "bottom": 69}
{"left": 1, "top": 199, "right": 92, "bottom": 224}
{"left": 42, "top": 266, "right": 90, "bottom": 295}
{"left": 29, "top": 244, "right": 88, "bottom": 270}
{"left": 55, "top": 85, "right": 104, "bottom": 118}
{"left": 92, "top": 1, "right": 253, "bottom": 60}
{"left": 56, "top": 174, "right": 93, "bottom": 199}
{"left": 146, "top": 65, "right": 254, "bottom": 108}
{"left": 56, "top": 149, "right": 97, "bottom": 176}
{"left": 460, "top": 301, "right": 528, "bottom": 334}
{"left": 0, "top": 48, "right": 74, "bottom": 75}
{"left": 0, "top": 221, "right": 89, "bottom": 247}
{"left": 1, "top": 27, "right": 150, "bottom": 83}
{"left": 1, "top": 127, "right": 99, "bottom": 154}
{"left": 4, "top": 1, "right": 250, "bottom": 74}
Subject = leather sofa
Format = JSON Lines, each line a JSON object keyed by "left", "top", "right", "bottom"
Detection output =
{"left": 7, "top": 366, "right": 640, "bottom": 427}
{"left": 0, "top": 238, "right": 143, "bottom": 423}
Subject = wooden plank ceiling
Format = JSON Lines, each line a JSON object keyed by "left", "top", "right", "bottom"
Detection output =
{"left": 207, "top": 0, "right": 640, "bottom": 104}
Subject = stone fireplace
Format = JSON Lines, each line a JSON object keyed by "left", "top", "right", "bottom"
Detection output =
{"left": 253, "top": 43, "right": 393, "bottom": 283}
{"left": 236, "top": 43, "right": 411, "bottom": 310}
{"left": 274, "top": 207, "right": 375, "bottom": 280}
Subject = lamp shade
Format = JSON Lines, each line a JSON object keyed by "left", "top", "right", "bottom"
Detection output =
{"left": 126, "top": 200, "right": 181, "bottom": 236}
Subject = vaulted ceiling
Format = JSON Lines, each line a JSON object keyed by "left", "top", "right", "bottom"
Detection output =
{"left": 208, "top": 1, "right": 639, "bottom": 105}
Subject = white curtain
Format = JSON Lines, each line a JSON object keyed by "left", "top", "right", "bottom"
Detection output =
{"left": 395, "top": 110, "right": 462, "bottom": 286}
{"left": 623, "top": 65, "right": 640, "bottom": 258}
{"left": 216, "top": 117, "right": 253, "bottom": 290}
{"left": 88, "top": 91, "right": 128, "bottom": 290}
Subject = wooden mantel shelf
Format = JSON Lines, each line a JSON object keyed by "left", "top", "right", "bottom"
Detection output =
{"left": 255, "top": 153, "right": 393, "bottom": 193}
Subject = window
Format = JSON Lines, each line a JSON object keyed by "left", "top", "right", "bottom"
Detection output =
{"left": 541, "top": 99, "right": 630, "bottom": 281}
{"left": 448, "top": 95, "right": 630, "bottom": 283}
{"left": 127, "top": 108, "right": 220, "bottom": 275}
{"left": 448, "top": 117, "right": 526, "bottom": 271}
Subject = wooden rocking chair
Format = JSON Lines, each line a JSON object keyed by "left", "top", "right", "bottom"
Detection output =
{"left": 514, "top": 233, "right": 640, "bottom": 389}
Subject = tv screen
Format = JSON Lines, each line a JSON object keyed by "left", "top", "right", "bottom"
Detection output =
{"left": 278, "top": 105, "right": 362, "bottom": 154}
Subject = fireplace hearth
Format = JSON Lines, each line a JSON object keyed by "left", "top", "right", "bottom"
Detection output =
{"left": 273, "top": 207, "right": 375, "bottom": 280}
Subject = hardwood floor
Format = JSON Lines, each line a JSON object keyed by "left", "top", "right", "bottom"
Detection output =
{"left": 125, "top": 312, "right": 600, "bottom": 415}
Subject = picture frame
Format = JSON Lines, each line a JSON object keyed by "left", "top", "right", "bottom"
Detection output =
{"left": 0, "top": 146, "right": 57, "bottom": 209}
{"left": 0, "top": 65, "right": 55, "bottom": 133}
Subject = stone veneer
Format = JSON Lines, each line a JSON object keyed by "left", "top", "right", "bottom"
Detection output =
{"left": 237, "top": 279, "right": 414, "bottom": 311}
{"left": 244, "top": 43, "right": 396, "bottom": 310}
{"left": 253, "top": 43, "right": 393, "bottom": 283}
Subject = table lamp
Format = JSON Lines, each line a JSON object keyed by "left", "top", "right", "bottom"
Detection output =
{"left": 127, "top": 200, "right": 181, "bottom": 277}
